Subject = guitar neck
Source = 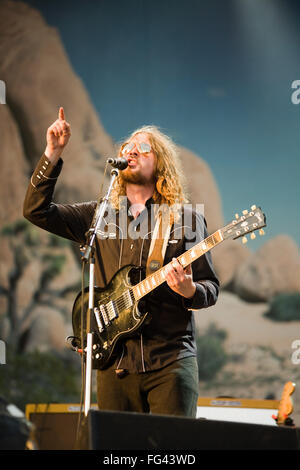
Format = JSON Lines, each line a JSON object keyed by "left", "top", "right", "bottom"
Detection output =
{"left": 132, "top": 229, "right": 224, "bottom": 301}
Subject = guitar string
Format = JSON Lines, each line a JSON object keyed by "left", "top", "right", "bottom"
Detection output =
{"left": 105, "top": 212, "right": 261, "bottom": 312}
{"left": 110, "top": 229, "right": 218, "bottom": 315}
{"left": 111, "top": 224, "right": 196, "bottom": 312}
{"left": 100, "top": 219, "right": 261, "bottom": 321}
{"left": 97, "top": 213, "right": 263, "bottom": 321}
{"left": 101, "top": 224, "right": 176, "bottom": 316}
{"left": 103, "top": 232, "right": 218, "bottom": 321}
{"left": 101, "top": 226, "right": 154, "bottom": 319}
{"left": 130, "top": 232, "right": 217, "bottom": 299}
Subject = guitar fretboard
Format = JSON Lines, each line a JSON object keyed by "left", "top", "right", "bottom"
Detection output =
{"left": 131, "top": 229, "right": 223, "bottom": 301}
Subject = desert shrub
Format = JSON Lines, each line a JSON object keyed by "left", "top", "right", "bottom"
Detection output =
{"left": 196, "top": 323, "right": 227, "bottom": 380}
{"left": 0, "top": 348, "right": 81, "bottom": 411}
{"left": 264, "top": 293, "right": 300, "bottom": 322}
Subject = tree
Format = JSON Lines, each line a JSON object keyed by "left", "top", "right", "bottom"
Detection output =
{"left": 0, "top": 219, "right": 80, "bottom": 352}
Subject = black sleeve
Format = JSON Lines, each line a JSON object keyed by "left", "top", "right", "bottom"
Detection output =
{"left": 23, "top": 154, "right": 96, "bottom": 244}
{"left": 181, "top": 210, "right": 219, "bottom": 310}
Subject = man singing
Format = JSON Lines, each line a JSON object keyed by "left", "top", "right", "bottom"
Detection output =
{"left": 23, "top": 108, "right": 219, "bottom": 417}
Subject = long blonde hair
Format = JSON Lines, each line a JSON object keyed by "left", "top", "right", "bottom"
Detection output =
{"left": 110, "top": 125, "right": 189, "bottom": 212}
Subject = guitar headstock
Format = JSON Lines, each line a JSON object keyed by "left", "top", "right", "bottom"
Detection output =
{"left": 222, "top": 205, "right": 266, "bottom": 243}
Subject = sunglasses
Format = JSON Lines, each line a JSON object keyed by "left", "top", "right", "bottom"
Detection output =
{"left": 121, "top": 141, "right": 152, "bottom": 155}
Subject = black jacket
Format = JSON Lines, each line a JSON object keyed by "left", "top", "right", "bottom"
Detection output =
{"left": 23, "top": 154, "right": 219, "bottom": 372}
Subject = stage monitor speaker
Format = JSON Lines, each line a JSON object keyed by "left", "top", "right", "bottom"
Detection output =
{"left": 25, "top": 403, "right": 97, "bottom": 450}
{"left": 80, "top": 409, "right": 300, "bottom": 451}
{"left": 0, "top": 413, "right": 30, "bottom": 450}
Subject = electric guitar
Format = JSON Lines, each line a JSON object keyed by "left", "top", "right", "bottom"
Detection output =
{"left": 71, "top": 205, "right": 266, "bottom": 369}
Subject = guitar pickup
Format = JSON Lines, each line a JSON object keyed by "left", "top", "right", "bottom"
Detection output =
{"left": 106, "top": 300, "right": 119, "bottom": 321}
{"left": 99, "top": 304, "right": 111, "bottom": 326}
{"left": 93, "top": 307, "right": 104, "bottom": 332}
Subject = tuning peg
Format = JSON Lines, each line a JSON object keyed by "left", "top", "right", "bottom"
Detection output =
{"left": 251, "top": 205, "right": 257, "bottom": 210}
{"left": 250, "top": 233, "right": 256, "bottom": 240}
{"left": 259, "top": 229, "right": 265, "bottom": 236}
{"left": 235, "top": 213, "right": 239, "bottom": 219}
{"left": 242, "top": 236, "right": 248, "bottom": 244}
{"left": 242, "top": 210, "right": 248, "bottom": 215}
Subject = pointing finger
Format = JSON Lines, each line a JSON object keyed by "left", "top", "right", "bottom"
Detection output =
{"left": 59, "top": 107, "right": 65, "bottom": 121}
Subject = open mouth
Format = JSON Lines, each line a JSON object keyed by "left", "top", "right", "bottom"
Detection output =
{"left": 127, "top": 157, "right": 137, "bottom": 167}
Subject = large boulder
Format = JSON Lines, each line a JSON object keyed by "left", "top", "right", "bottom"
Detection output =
{"left": 178, "top": 146, "right": 224, "bottom": 232}
{"left": 233, "top": 235, "right": 300, "bottom": 302}
{"left": 0, "top": 0, "right": 116, "bottom": 204}
{"left": 0, "top": 104, "right": 29, "bottom": 339}
{"left": 25, "top": 307, "right": 67, "bottom": 352}
{"left": 0, "top": 0, "right": 225, "bottom": 234}
{"left": 212, "top": 240, "right": 251, "bottom": 288}
{"left": 178, "top": 147, "right": 251, "bottom": 287}
{"left": 0, "top": 105, "right": 29, "bottom": 225}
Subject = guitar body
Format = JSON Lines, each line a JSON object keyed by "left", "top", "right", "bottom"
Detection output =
{"left": 72, "top": 265, "right": 149, "bottom": 369}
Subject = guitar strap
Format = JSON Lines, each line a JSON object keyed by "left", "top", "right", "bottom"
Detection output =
{"left": 146, "top": 206, "right": 172, "bottom": 277}
{"left": 115, "top": 207, "right": 172, "bottom": 377}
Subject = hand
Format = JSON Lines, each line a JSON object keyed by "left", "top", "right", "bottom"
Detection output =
{"left": 165, "top": 258, "right": 196, "bottom": 299}
{"left": 45, "top": 107, "right": 71, "bottom": 163}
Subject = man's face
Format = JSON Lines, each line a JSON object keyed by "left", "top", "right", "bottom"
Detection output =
{"left": 120, "top": 132, "right": 156, "bottom": 185}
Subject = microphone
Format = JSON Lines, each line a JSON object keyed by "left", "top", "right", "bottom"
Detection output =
{"left": 107, "top": 157, "right": 128, "bottom": 170}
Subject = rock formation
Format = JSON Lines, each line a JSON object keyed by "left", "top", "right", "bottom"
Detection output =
{"left": 0, "top": 104, "right": 29, "bottom": 225}
{"left": 0, "top": 0, "right": 116, "bottom": 206}
{"left": 233, "top": 234, "right": 300, "bottom": 302}
{"left": 0, "top": 0, "right": 299, "bottom": 354}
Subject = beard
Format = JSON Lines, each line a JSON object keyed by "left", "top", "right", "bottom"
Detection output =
{"left": 121, "top": 168, "right": 155, "bottom": 186}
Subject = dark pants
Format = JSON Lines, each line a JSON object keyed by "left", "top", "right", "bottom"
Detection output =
{"left": 96, "top": 356, "right": 199, "bottom": 418}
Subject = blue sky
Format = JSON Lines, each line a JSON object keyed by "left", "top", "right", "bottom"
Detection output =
{"left": 25, "top": 0, "right": 300, "bottom": 250}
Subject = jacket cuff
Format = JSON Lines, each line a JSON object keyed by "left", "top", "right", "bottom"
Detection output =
{"left": 182, "top": 283, "right": 206, "bottom": 310}
{"left": 30, "top": 154, "right": 63, "bottom": 189}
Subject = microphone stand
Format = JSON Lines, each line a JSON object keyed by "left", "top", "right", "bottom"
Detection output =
{"left": 80, "top": 166, "right": 119, "bottom": 417}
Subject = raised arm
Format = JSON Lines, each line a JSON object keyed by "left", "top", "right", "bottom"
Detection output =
{"left": 23, "top": 108, "right": 94, "bottom": 244}
{"left": 45, "top": 107, "right": 71, "bottom": 165}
